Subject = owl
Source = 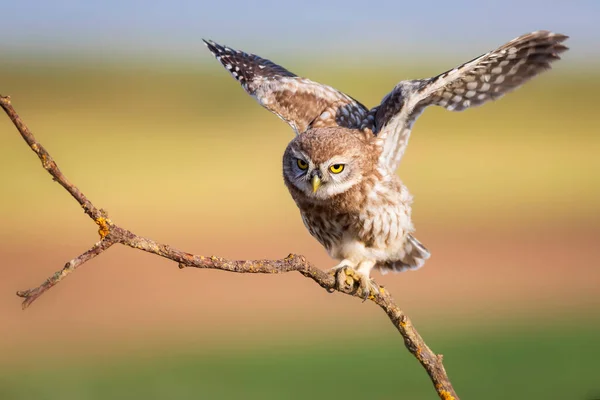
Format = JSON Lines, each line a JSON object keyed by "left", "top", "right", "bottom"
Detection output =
{"left": 204, "top": 31, "right": 568, "bottom": 297}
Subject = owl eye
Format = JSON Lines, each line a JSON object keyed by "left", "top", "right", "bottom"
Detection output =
{"left": 296, "top": 159, "right": 309, "bottom": 170}
{"left": 329, "top": 164, "right": 345, "bottom": 174}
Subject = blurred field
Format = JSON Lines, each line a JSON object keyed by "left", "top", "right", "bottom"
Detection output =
{"left": 1, "top": 59, "right": 599, "bottom": 399}
{"left": 2, "top": 320, "right": 600, "bottom": 400}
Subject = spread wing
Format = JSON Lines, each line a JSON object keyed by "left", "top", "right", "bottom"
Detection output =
{"left": 203, "top": 40, "right": 369, "bottom": 135}
{"left": 369, "top": 30, "right": 569, "bottom": 171}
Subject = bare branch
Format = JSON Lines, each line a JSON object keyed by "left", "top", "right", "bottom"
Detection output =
{"left": 16, "top": 239, "right": 115, "bottom": 309}
{"left": 1, "top": 94, "right": 459, "bottom": 400}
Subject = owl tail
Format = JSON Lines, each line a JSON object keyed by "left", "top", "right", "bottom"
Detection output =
{"left": 378, "top": 234, "right": 431, "bottom": 275}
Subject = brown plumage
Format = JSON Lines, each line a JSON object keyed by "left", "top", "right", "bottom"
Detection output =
{"left": 282, "top": 127, "right": 428, "bottom": 282}
{"left": 204, "top": 31, "right": 568, "bottom": 296}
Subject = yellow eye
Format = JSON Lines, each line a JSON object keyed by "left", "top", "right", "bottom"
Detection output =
{"left": 297, "top": 159, "right": 308, "bottom": 170}
{"left": 329, "top": 164, "right": 345, "bottom": 174}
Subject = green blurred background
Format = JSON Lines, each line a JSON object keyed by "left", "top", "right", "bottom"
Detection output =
{"left": 1, "top": 2, "right": 599, "bottom": 399}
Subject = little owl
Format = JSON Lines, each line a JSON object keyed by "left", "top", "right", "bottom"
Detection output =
{"left": 204, "top": 31, "right": 568, "bottom": 298}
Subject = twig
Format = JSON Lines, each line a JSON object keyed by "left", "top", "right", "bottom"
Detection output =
{"left": 16, "top": 240, "right": 114, "bottom": 309}
{"left": 1, "top": 94, "right": 459, "bottom": 400}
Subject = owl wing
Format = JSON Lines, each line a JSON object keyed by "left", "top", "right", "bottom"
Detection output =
{"left": 369, "top": 30, "right": 568, "bottom": 171}
{"left": 203, "top": 40, "right": 369, "bottom": 135}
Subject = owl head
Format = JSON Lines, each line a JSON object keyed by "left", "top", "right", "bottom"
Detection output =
{"left": 283, "top": 127, "right": 377, "bottom": 201}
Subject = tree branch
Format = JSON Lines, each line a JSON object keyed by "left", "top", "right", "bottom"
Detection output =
{"left": 16, "top": 239, "right": 115, "bottom": 309}
{"left": 1, "top": 94, "right": 459, "bottom": 400}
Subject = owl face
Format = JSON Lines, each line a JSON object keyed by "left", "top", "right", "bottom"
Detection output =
{"left": 283, "top": 127, "right": 375, "bottom": 201}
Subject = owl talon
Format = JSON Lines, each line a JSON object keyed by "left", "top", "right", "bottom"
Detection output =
{"left": 358, "top": 275, "right": 379, "bottom": 302}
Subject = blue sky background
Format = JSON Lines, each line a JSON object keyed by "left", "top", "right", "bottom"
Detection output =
{"left": 0, "top": 1, "right": 597, "bottom": 63}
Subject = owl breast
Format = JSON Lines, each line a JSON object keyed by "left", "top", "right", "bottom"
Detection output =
{"left": 298, "top": 177, "right": 415, "bottom": 264}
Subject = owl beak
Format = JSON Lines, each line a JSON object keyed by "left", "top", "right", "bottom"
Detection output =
{"left": 311, "top": 175, "right": 322, "bottom": 193}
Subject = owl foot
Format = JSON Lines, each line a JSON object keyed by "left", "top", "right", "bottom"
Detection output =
{"left": 358, "top": 275, "right": 380, "bottom": 302}
{"left": 329, "top": 265, "right": 380, "bottom": 302}
{"left": 331, "top": 265, "right": 358, "bottom": 291}
{"left": 329, "top": 264, "right": 354, "bottom": 291}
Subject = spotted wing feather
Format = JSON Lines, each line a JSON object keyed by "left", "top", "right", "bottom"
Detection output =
{"left": 369, "top": 30, "right": 568, "bottom": 171}
{"left": 203, "top": 40, "right": 369, "bottom": 134}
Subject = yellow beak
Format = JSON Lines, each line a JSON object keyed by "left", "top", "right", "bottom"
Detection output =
{"left": 311, "top": 175, "right": 322, "bottom": 193}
